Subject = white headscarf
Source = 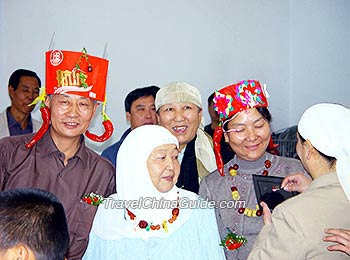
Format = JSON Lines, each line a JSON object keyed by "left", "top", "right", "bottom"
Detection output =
{"left": 91, "top": 125, "right": 195, "bottom": 240}
{"left": 298, "top": 103, "right": 350, "bottom": 202}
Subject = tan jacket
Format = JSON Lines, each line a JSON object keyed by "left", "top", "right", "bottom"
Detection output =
{"left": 196, "top": 128, "right": 216, "bottom": 180}
{"left": 248, "top": 172, "right": 350, "bottom": 260}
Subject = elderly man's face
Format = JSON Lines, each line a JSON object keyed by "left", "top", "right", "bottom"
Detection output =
{"left": 45, "top": 94, "right": 97, "bottom": 141}
{"left": 157, "top": 102, "right": 202, "bottom": 151}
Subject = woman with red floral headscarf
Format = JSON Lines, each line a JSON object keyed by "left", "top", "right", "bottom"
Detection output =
{"left": 199, "top": 80, "right": 307, "bottom": 259}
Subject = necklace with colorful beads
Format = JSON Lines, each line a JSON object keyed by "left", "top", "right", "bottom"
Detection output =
{"left": 125, "top": 192, "right": 180, "bottom": 232}
{"left": 229, "top": 158, "right": 272, "bottom": 217}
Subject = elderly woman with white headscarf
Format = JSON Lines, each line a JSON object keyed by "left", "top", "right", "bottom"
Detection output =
{"left": 83, "top": 125, "right": 225, "bottom": 260}
{"left": 248, "top": 103, "right": 350, "bottom": 259}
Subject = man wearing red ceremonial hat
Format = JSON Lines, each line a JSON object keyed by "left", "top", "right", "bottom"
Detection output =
{"left": 0, "top": 49, "right": 116, "bottom": 260}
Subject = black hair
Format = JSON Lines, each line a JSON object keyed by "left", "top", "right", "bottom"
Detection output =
{"left": 124, "top": 86, "right": 160, "bottom": 113}
{"left": 297, "top": 132, "right": 336, "bottom": 168}
{"left": 8, "top": 69, "right": 41, "bottom": 91}
{"left": 0, "top": 188, "right": 69, "bottom": 260}
{"left": 256, "top": 107, "right": 272, "bottom": 122}
{"left": 223, "top": 107, "right": 272, "bottom": 131}
{"left": 207, "top": 92, "right": 215, "bottom": 106}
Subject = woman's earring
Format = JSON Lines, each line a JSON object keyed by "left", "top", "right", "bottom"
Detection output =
{"left": 224, "top": 133, "right": 229, "bottom": 143}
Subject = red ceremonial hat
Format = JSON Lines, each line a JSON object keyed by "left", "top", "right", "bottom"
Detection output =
{"left": 213, "top": 80, "right": 268, "bottom": 121}
{"left": 212, "top": 80, "right": 269, "bottom": 176}
{"left": 46, "top": 49, "right": 108, "bottom": 102}
{"left": 24, "top": 48, "right": 113, "bottom": 149}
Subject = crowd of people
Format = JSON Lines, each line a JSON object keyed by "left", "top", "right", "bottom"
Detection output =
{"left": 0, "top": 48, "right": 349, "bottom": 260}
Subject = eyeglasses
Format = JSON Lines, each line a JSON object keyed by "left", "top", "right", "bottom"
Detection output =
{"left": 224, "top": 128, "right": 242, "bottom": 134}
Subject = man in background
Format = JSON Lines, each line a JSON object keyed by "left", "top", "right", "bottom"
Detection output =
{"left": 102, "top": 85, "right": 159, "bottom": 167}
{"left": 204, "top": 92, "right": 235, "bottom": 164}
{"left": 0, "top": 69, "right": 41, "bottom": 139}
{"left": 0, "top": 188, "right": 69, "bottom": 260}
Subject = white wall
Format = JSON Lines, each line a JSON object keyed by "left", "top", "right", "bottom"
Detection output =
{"left": 1, "top": 0, "right": 349, "bottom": 153}
{"left": 289, "top": 0, "right": 350, "bottom": 125}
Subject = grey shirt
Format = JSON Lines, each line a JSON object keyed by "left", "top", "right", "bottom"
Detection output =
{"left": 199, "top": 152, "right": 306, "bottom": 260}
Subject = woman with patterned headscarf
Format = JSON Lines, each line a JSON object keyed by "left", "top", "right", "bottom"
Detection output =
{"left": 199, "top": 80, "right": 307, "bottom": 259}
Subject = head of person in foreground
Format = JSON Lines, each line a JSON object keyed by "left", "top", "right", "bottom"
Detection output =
{"left": 0, "top": 188, "right": 69, "bottom": 260}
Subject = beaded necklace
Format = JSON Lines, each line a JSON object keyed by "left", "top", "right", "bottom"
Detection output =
{"left": 228, "top": 157, "right": 272, "bottom": 217}
{"left": 126, "top": 192, "right": 180, "bottom": 232}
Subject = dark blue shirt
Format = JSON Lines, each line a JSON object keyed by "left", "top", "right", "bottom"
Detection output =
{"left": 6, "top": 107, "right": 34, "bottom": 136}
{"left": 101, "top": 128, "right": 132, "bottom": 168}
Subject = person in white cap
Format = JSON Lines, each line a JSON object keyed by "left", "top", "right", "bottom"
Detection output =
{"left": 248, "top": 103, "right": 350, "bottom": 259}
{"left": 155, "top": 82, "right": 216, "bottom": 194}
{"left": 278, "top": 171, "right": 350, "bottom": 256}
